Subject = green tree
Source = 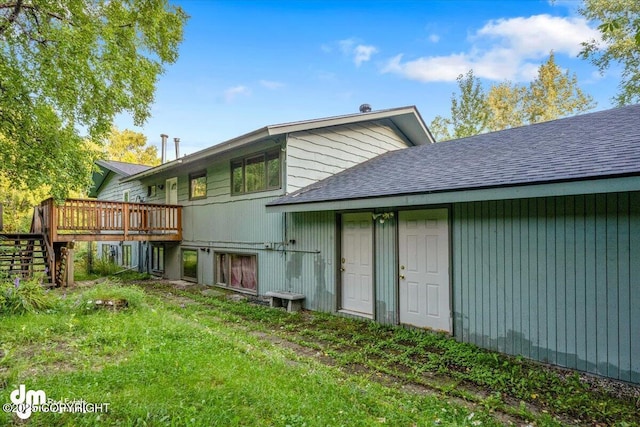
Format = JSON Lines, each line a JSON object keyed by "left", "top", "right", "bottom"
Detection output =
{"left": 524, "top": 52, "right": 595, "bottom": 123}
{"left": 429, "top": 70, "right": 488, "bottom": 141}
{"left": 0, "top": 0, "right": 187, "bottom": 200}
{"left": 579, "top": 0, "right": 640, "bottom": 105}
{"left": 105, "top": 128, "right": 160, "bottom": 166}
{"left": 433, "top": 54, "right": 594, "bottom": 140}
{"left": 0, "top": 175, "right": 50, "bottom": 232}
{"left": 486, "top": 82, "right": 527, "bottom": 131}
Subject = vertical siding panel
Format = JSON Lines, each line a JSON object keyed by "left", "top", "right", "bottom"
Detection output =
{"left": 287, "top": 211, "right": 336, "bottom": 314}
{"left": 574, "top": 195, "right": 587, "bottom": 372}
{"left": 606, "top": 194, "right": 619, "bottom": 379}
{"left": 451, "top": 203, "right": 467, "bottom": 341}
{"left": 449, "top": 191, "right": 637, "bottom": 383}
{"left": 527, "top": 199, "right": 538, "bottom": 360}
{"left": 496, "top": 200, "right": 506, "bottom": 353}
{"left": 512, "top": 200, "right": 522, "bottom": 356}
{"left": 504, "top": 200, "right": 514, "bottom": 355}
{"left": 595, "top": 194, "right": 608, "bottom": 377}
{"left": 555, "top": 197, "right": 567, "bottom": 367}
{"left": 584, "top": 194, "right": 598, "bottom": 374}
{"left": 470, "top": 202, "right": 480, "bottom": 345}
{"left": 617, "top": 193, "right": 631, "bottom": 382}
{"left": 488, "top": 201, "right": 498, "bottom": 351}
{"left": 565, "top": 196, "right": 577, "bottom": 369}
{"left": 375, "top": 217, "right": 397, "bottom": 325}
{"left": 536, "top": 198, "right": 547, "bottom": 362}
{"left": 462, "top": 202, "right": 472, "bottom": 343}
{"left": 546, "top": 197, "right": 557, "bottom": 365}
{"left": 630, "top": 192, "right": 640, "bottom": 384}
{"left": 520, "top": 199, "right": 531, "bottom": 359}
{"left": 482, "top": 201, "right": 492, "bottom": 349}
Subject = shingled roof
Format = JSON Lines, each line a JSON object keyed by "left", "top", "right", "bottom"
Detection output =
{"left": 96, "top": 160, "right": 153, "bottom": 177}
{"left": 89, "top": 160, "right": 153, "bottom": 198}
{"left": 268, "top": 104, "right": 640, "bottom": 208}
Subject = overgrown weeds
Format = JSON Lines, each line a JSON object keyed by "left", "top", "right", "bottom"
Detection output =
{"left": 0, "top": 276, "right": 56, "bottom": 314}
{"left": 71, "top": 282, "right": 145, "bottom": 313}
{"left": 157, "top": 282, "right": 640, "bottom": 426}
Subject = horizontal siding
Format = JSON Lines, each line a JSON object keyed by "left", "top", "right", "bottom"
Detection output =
{"left": 96, "top": 173, "right": 147, "bottom": 203}
{"left": 286, "top": 120, "right": 411, "bottom": 192}
{"left": 453, "top": 192, "right": 640, "bottom": 383}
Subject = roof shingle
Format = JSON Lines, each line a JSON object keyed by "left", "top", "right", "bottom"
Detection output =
{"left": 269, "top": 104, "right": 640, "bottom": 207}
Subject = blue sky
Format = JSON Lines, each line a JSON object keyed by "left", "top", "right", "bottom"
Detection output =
{"left": 115, "top": 0, "right": 618, "bottom": 158}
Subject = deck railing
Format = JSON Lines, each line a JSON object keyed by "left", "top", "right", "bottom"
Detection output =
{"left": 37, "top": 198, "right": 182, "bottom": 242}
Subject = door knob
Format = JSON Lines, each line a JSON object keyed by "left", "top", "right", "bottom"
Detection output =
{"left": 340, "top": 267, "right": 345, "bottom": 272}
{"left": 400, "top": 274, "right": 405, "bottom": 279}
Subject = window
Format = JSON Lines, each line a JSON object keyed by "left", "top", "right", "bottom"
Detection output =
{"left": 122, "top": 245, "right": 132, "bottom": 267}
{"left": 147, "top": 185, "right": 157, "bottom": 197}
{"left": 189, "top": 171, "right": 207, "bottom": 200}
{"left": 102, "top": 245, "right": 117, "bottom": 263}
{"left": 123, "top": 190, "right": 130, "bottom": 202}
{"left": 231, "top": 150, "right": 281, "bottom": 194}
{"left": 215, "top": 253, "right": 257, "bottom": 293}
{"left": 182, "top": 249, "right": 198, "bottom": 281}
{"left": 151, "top": 245, "right": 164, "bottom": 273}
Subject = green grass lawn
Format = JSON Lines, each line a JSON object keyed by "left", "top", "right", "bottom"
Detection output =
{"left": 1, "top": 280, "right": 638, "bottom": 426}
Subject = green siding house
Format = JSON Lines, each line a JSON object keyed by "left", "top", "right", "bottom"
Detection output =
{"left": 266, "top": 104, "right": 640, "bottom": 384}
{"left": 92, "top": 104, "right": 640, "bottom": 384}
{"left": 104, "top": 106, "right": 430, "bottom": 292}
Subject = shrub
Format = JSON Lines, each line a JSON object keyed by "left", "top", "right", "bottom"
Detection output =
{"left": 91, "top": 259, "right": 122, "bottom": 276}
{"left": 0, "top": 276, "right": 57, "bottom": 314}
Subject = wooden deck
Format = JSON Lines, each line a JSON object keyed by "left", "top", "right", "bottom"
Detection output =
{"left": 33, "top": 198, "right": 183, "bottom": 243}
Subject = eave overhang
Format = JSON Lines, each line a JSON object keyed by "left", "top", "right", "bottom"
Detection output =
{"left": 265, "top": 176, "right": 640, "bottom": 213}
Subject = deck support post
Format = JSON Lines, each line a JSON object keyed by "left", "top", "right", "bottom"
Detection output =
{"left": 66, "top": 242, "right": 75, "bottom": 287}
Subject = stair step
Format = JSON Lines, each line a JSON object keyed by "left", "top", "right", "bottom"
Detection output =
{"left": 0, "top": 232, "right": 53, "bottom": 286}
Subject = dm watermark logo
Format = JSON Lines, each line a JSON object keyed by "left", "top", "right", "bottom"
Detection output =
{"left": 3, "top": 384, "right": 110, "bottom": 420}
{"left": 9, "top": 384, "right": 46, "bottom": 419}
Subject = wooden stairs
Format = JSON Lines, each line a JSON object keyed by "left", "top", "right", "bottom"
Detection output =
{"left": 0, "top": 233, "right": 53, "bottom": 286}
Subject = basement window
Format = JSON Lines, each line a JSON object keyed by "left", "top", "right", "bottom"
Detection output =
{"left": 231, "top": 150, "right": 281, "bottom": 195}
{"left": 215, "top": 253, "right": 257, "bottom": 293}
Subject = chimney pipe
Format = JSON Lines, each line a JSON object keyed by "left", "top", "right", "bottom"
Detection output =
{"left": 160, "top": 134, "right": 168, "bottom": 164}
{"left": 174, "top": 137, "right": 180, "bottom": 159}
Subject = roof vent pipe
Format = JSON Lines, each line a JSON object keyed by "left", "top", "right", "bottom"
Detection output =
{"left": 160, "top": 134, "right": 168, "bottom": 164}
{"left": 174, "top": 137, "right": 180, "bottom": 159}
{"left": 359, "top": 104, "right": 371, "bottom": 113}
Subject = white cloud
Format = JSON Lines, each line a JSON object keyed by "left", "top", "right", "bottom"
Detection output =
{"left": 428, "top": 34, "right": 440, "bottom": 43}
{"left": 223, "top": 85, "right": 251, "bottom": 102}
{"left": 260, "top": 80, "right": 285, "bottom": 90}
{"left": 338, "top": 38, "right": 378, "bottom": 66}
{"left": 382, "top": 14, "right": 601, "bottom": 83}
{"left": 353, "top": 44, "right": 378, "bottom": 66}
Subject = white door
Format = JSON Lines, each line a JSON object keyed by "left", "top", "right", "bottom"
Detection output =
{"left": 341, "top": 213, "right": 373, "bottom": 316}
{"left": 165, "top": 177, "right": 178, "bottom": 205}
{"left": 399, "top": 209, "right": 451, "bottom": 331}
